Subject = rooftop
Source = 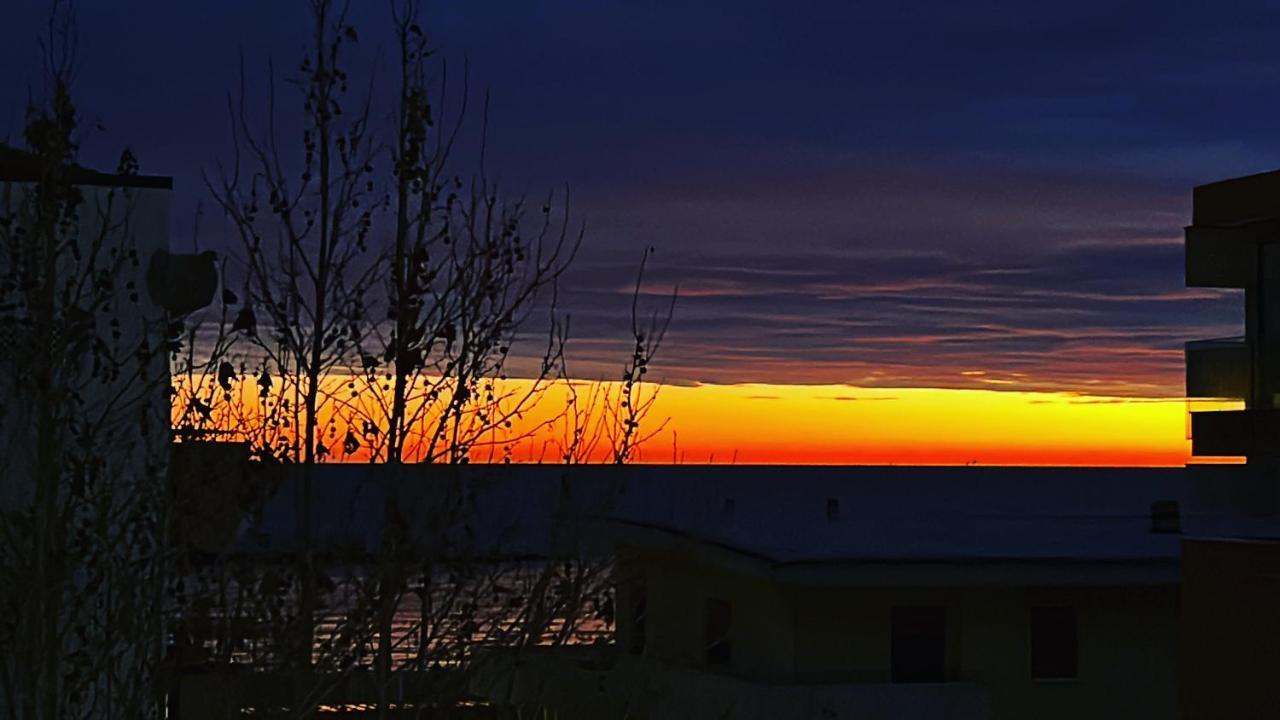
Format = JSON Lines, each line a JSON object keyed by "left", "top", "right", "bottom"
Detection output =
{"left": 0, "top": 144, "right": 173, "bottom": 189}
{"left": 216, "top": 463, "right": 1278, "bottom": 585}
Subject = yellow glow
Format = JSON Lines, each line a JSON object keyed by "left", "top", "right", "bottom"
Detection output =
{"left": 472, "top": 381, "right": 1236, "bottom": 466}
{"left": 595, "top": 383, "right": 1219, "bottom": 466}
{"left": 176, "top": 373, "right": 1234, "bottom": 466}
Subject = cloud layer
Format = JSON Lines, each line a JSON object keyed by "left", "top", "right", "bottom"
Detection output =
{"left": 561, "top": 236, "right": 1239, "bottom": 395}
{"left": 1, "top": 1, "right": 1271, "bottom": 396}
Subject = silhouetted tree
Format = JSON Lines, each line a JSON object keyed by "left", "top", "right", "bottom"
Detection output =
{"left": 555, "top": 249, "right": 674, "bottom": 465}
{"left": 205, "top": 0, "right": 383, "bottom": 672}
{"left": 172, "top": 2, "right": 676, "bottom": 718}
{"left": 352, "top": 0, "right": 578, "bottom": 468}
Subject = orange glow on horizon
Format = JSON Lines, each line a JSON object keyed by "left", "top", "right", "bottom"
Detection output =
{"left": 176, "top": 374, "right": 1237, "bottom": 467}
{"left": 571, "top": 383, "right": 1229, "bottom": 467}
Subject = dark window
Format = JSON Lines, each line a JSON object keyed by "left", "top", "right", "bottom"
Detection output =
{"left": 1150, "top": 500, "right": 1180, "bottom": 534}
{"left": 628, "top": 581, "right": 647, "bottom": 655}
{"left": 705, "top": 597, "right": 732, "bottom": 667}
{"left": 826, "top": 497, "right": 840, "bottom": 522}
{"left": 1030, "top": 607, "right": 1078, "bottom": 680}
{"left": 722, "top": 497, "right": 736, "bottom": 519}
{"left": 891, "top": 606, "right": 946, "bottom": 683}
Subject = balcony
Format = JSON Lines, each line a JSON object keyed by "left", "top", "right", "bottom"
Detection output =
{"left": 1184, "top": 223, "right": 1271, "bottom": 288}
{"left": 1190, "top": 409, "right": 1280, "bottom": 458}
{"left": 1186, "top": 337, "right": 1249, "bottom": 401}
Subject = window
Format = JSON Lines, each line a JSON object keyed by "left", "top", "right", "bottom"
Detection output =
{"left": 705, "top": 597, "right": 732, "bottom": 667}
{"left": 891, "top": 606, "right": 946, "bottom": 683}
{"left": 826, "top": 497, "right": 840, "bottom": 522}
{"left": 628, "top": 581, "right": 647, "bottom": 655}
{"left": 1030, "top": 607, "right": 1078, "bottom": 680}
{"left": 1150, "top": 500, "right": 1180, "bottom": 534}
{"left": 722, "top": 497, "right": 736, "bottom": 519}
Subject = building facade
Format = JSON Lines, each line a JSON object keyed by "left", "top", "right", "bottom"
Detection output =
{"left": 463, "top": 466, "right": 1191, "bottom": 720}
{"left": 1181, "top": 169, "right": 1280, "bottom": 719}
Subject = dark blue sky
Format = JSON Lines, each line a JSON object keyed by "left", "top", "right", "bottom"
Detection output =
{"left": 3, "top": 1, "right": 1273, "bottom": 394}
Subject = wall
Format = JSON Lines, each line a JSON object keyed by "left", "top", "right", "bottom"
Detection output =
{"left": 0, "top": 181, "right": 172, "bottom": 512}
{"left": 617, "top": 547, "right": 795, "bottom": 679}
{"left": 794, "top": 584, "right": 1177, "bottom": 720}
{"left": 1181, "top": 538, "right": 1280, "bottom": 719}
{"left": 620, "top": 548, "right": 1178, "bottom": 720}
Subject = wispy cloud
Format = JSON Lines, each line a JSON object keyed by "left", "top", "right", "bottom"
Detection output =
{"left": 554, "top": 226, "right": 1237, "bottom": 396}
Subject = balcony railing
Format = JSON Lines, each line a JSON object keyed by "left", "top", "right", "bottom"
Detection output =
{"left": 1186, "top": 336, "right": 1249, "bottom": 401}
{"left": 1184, "top": 220, "right": 1280, "bottom": 288}
{"left": 1191, "top": 409, "right": 1280, "bottom": 458}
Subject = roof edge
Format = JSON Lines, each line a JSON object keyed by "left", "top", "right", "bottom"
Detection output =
{"left": 0, "top": 145, "right": 172, "bottom": 189}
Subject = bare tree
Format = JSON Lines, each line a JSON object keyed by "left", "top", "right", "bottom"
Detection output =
{"left": 205, "top": 0, "right": 383, "bottom": 671}
{"left": 554, "top": 250, "right": 675, "bottom": 465}
{"left": 170, "top": 2, "right": 676, "bottom": 718}
{"left": 318, "top": 0, "right": 582, "bottom": 470}
{"left": 206, "top": 0, "right": 380, "bottom": 465}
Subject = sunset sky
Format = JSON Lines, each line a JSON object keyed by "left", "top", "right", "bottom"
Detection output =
{"left": 5, "top": 2, "right": 1277, "bottom": 464}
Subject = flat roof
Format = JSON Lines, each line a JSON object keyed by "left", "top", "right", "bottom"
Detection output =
{"left": 604, "top": 465, "right": 1189, "bottom": 565}
{"left": 238, "top": 465, "right": 1203, "bottom": 576}
{"left": 0, "top": 145, "right": 172, "bottom": 189}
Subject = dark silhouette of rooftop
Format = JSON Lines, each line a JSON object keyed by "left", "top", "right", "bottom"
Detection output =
{"left": 0, "top": 143, "right": 172, "bottom": 189}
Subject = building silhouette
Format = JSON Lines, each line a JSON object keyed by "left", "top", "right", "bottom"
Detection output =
{"left": 0, "top": 148, "right": 215, "bottom": 719}
{"left": 1181, "top": 169, "right": 1280, "bottom": 719}
{"left": 467, "top": 466, "right": 1188, "bottom": 720}
{"left": 174, "top": 462, "right": 1204, "bottom": 720}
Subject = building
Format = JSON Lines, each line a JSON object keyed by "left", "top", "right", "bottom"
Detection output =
{"left": 469, "top": 466, "right": 1192, "bottom": 720}
{"left": 178, "top": 463, "right": 1210, "bottom": 719}
{"left": 1185, "top": 168, "right": 1280, "bottom": 469}
{"left": 0, "top": 147, "right": 178, "bottom": 511}
{"left": 0, "top": 146, "right": 215, "bottom": 719}
{"left": 1181, "top": 169, "right": 1280, "bottom": 719}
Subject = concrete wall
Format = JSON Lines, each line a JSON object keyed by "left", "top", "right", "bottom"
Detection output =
{"left": 0, "top": 175, "right": 175, "bottom": 719}
{"left": 0, "top": 181, "right": 172, "bottom": 513}
{"left": 620, "top": 549, "right": 1178, "bottom": 720}
{"left": 618, "top": 548, "right": 795, "bottom": 679}
{"left": 1181, "top": 538, "right": 1280, "bottom": 720}
{"left": 795, "top": 585, "right": 1177, "bottom": 720}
